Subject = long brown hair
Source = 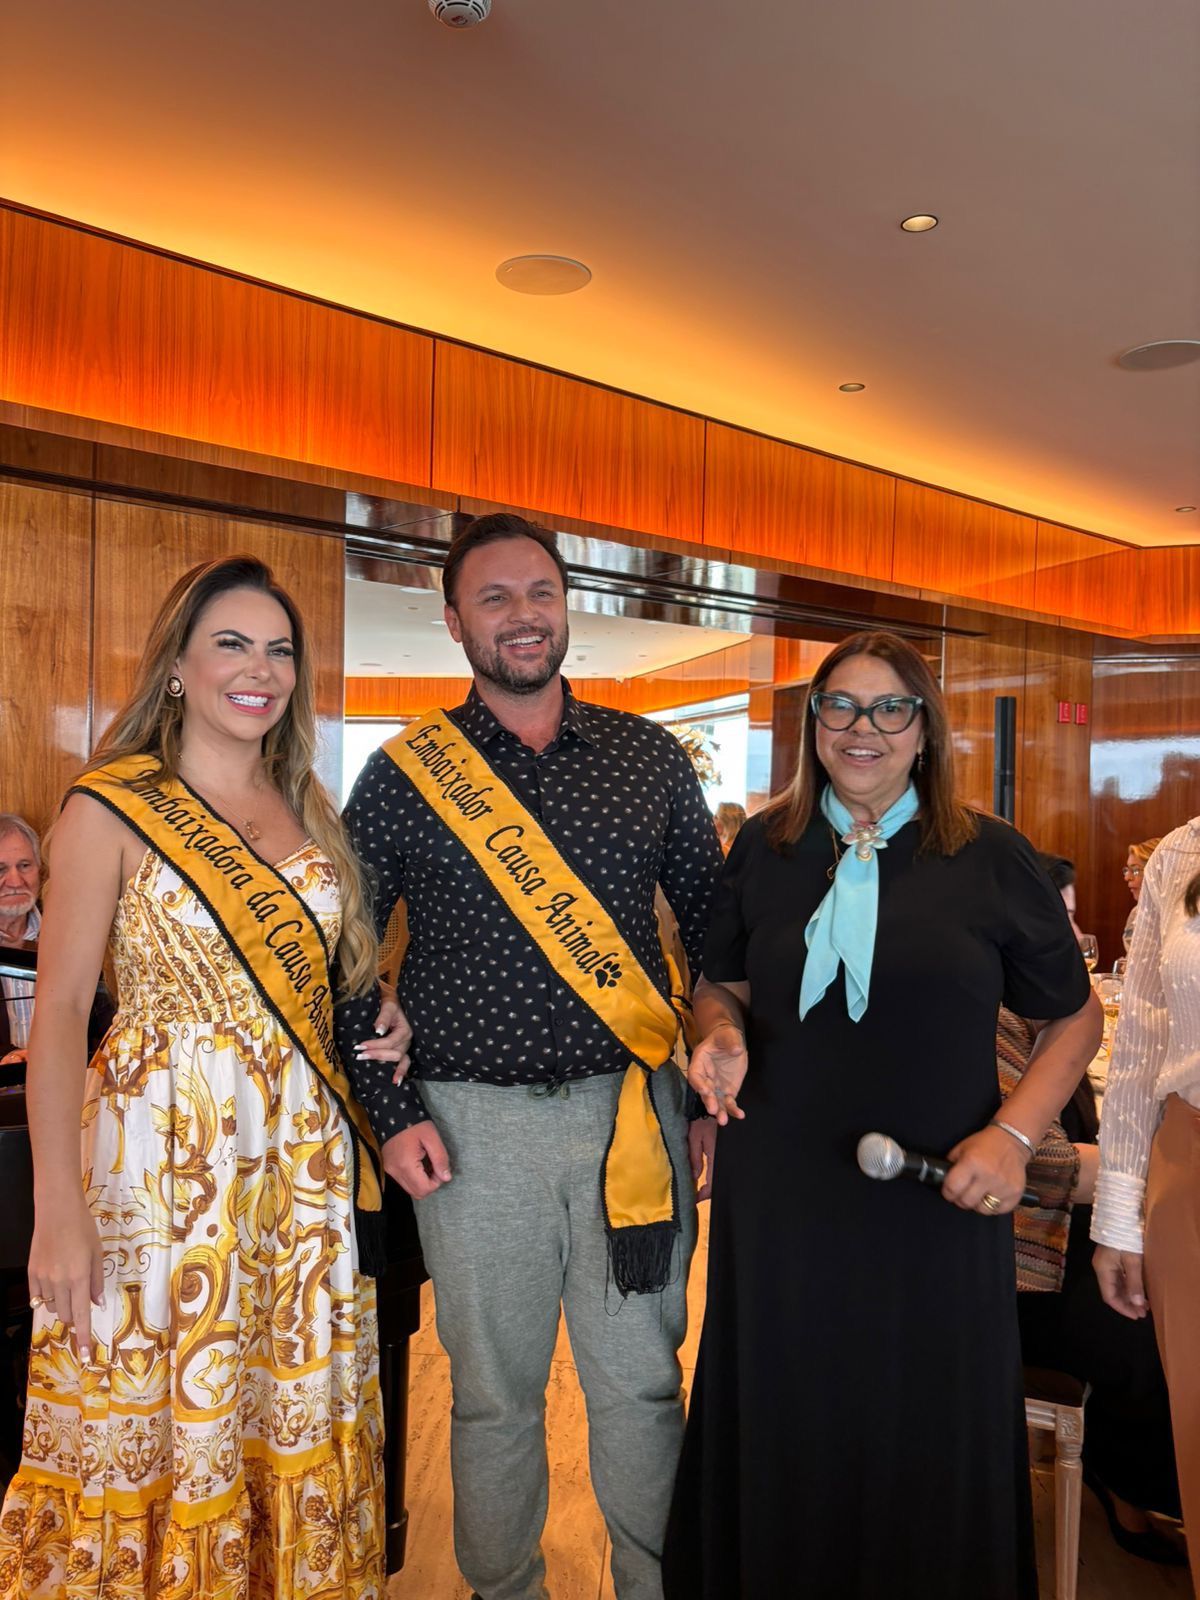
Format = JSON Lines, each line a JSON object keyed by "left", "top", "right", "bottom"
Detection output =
{"left": 759, "top": 630, "right": 978, "bottom": 857}
{"left": 82, "top": 556, "right": 378, "bottom": 994}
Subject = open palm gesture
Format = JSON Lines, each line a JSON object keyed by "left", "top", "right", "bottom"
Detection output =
{"left": 688, "top": 1023, "right": 749, "bottom": 1124}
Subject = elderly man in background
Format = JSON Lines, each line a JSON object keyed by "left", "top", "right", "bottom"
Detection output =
{"left": 0, "top": 815, "right": 42, "bottom": 1064}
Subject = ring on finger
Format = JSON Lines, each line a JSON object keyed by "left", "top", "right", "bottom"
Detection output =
{"left": 980, "top": 1192, "right": 1002, "bottom": 1213}
{"left": 28, "top": 1294, "right": 44, "bottom": 1310}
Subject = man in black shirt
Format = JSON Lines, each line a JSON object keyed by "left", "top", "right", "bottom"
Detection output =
{"left": 338, "top": 514, "right": 721, "bottom": 1600}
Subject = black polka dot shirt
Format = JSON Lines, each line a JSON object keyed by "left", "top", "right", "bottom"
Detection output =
{"left": 335, "top": 681, "right": 723, "bottom": 1139}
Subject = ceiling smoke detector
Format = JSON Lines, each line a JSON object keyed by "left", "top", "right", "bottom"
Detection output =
{"left": 429, "top": 0, "right": 491, "bottom": 26}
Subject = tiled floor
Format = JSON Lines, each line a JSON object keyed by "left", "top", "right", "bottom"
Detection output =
{"left": 388, "top": 1207, "right": 1189, "bottom": 1598}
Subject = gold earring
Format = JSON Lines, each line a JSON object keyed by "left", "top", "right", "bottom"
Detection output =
{"left": 166, "top": 675, "right": 185, "bottom": 699}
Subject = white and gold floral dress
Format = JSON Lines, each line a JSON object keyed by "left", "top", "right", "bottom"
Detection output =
{"left": 0, "top": 843, "right": 384, "bottom": 1600}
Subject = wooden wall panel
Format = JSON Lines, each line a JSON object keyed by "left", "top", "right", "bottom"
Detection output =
{"left": 432, "top": 342, "right": 705, "bottom": 542}
{"left": 0, "top": 478, "right": 93, "bottom": 832}
{"left": 703, "top": 425, "right": 895, "bottom": 579}
{"left": 0, "top": 209, "right": 434, "bottom": 486}
{"left": 893, "top": 483, "right": 1037, "bottom": 609}
{"left": 1018, "top": 623, "right": 1093, "bottom": 874}
{"left": 344, "top": 638, "right": 799, "bottom": 722}
{"left": 1087, "top": 648, "right": 1200, "bottom": 965}
{"left": 346, "top": 677, "right": 471, "bottom": 718}
{"left": 773, "top": 636, "right": 835, "bottom": 685}
{"left": 92, "top": 502, "right": 345, "bottom": 790}
{"left": 1033, "top": 522, "right": 1132, "bottom": 633}
{"left": 940, "top": 623, "right": 1029, "bottom": 814}
{"left": 1139, "top": 547, "right": 1200, "bottom": 638}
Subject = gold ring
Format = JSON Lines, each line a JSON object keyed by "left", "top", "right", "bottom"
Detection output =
{"left": 980, "top": 1193, "right": 1002, "bottom": 1213}
{"left": 28, "top": 1295, "right": 44, "bottom": 1310}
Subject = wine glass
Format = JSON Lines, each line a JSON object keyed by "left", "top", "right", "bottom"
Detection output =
{"left": 1078, "top": 933, "right": 1099, "bottom": 973}
{"left": 1096, "top": 974, "right": 1122, "bottom": 1026}
{"left": 1113, "top": 957, "right": 1128, "bottom": 981}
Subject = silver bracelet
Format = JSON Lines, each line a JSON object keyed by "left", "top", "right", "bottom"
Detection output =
{"left": 990, "top": 1118, "right": 1036, "bottom": 1157}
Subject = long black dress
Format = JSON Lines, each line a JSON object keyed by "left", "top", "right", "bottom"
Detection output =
{"left": 662, "top": 812, "right": 1090, "bottom": 1600}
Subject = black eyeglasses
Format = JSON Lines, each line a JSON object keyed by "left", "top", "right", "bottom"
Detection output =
{"left": 810, "top": 692, "right": 925, "bottom": 734}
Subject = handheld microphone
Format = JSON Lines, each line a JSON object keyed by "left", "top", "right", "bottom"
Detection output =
{"left": 856, "top": 1132, "right": 1040, "bottom": 1209}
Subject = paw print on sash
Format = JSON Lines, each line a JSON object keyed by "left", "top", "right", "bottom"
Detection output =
{"left": 594, "top": 956, "right": 623, "bottom": 989}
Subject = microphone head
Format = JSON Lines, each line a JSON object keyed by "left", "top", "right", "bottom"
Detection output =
{"left": 857, "top": 1131, "right": 904, "bottom": 1181}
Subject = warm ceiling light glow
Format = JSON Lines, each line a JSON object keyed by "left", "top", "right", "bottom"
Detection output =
{"left": 900, "top": 214, "right": 939, "bottom": 233}
{"left": 838, "top": 381, "right": 866, "bottom": 392}
{"left": 1176, "top": 505, "right": 1198, "bottom": 513}
{"left": 496, "top": 255, "right": 593, "bottom": 295}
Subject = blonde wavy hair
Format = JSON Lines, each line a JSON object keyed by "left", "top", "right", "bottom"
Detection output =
{"left": 81, "top": 555, "right": 378, "bottom": 995}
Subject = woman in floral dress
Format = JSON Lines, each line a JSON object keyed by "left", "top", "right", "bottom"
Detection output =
{"left": 0, "top": 556, "right": 406, "bottom": 1600}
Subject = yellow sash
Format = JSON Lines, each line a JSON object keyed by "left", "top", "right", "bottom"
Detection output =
{"left": 72, "top": 758, "right": 383, "bottom": 1228}
{"left": 383, "top": 714, "right": 688, "bottom": 1295}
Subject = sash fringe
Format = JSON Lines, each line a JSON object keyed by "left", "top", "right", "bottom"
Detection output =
{"left": 354, "top": 1202, "right": 388, "bottom": 1280}
{"left": 607, "top": 1220, "right": 680, "bottom": 1298}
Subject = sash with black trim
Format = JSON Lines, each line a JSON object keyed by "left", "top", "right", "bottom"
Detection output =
{"left": 383, "top": 713, "right": 690, "bottom": 1297}
{"left": 72, "top": 756, "right": 385, "bottom": 1275}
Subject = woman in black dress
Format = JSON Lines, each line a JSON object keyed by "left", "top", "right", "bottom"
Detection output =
{"left": 663, "top": 631, "right": 1101, "bottom": 1600}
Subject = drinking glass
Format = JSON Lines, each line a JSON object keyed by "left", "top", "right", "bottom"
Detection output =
{"left": 1113, "top": 957, "right": 1128, "bottom": 981}
{"left": 1078, "top": 933, "right": 1099, "bottom": 972}
{"left": 1096, "top": 974, "right": 1122, "bottom": 1025}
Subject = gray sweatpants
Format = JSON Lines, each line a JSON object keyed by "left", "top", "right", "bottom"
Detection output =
{"left": 415, "top": 1070, "right": 697, "bottom": 1600}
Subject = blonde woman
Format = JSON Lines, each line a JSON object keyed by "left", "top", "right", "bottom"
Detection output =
{"left": 1123, "top": 836, "right": 1162, "bottom": 952}
{"left": 0, "top": 557, "right": 406, "bottom": 1600}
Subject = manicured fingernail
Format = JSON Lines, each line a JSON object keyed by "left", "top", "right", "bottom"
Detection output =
{"left": 375, "top": 1026, "right": 386, "bottom": 1036}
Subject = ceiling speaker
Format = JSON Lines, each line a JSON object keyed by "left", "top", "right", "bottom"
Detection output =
{"left": 1116, "top": 340, "right": 1200, "bottom": 372}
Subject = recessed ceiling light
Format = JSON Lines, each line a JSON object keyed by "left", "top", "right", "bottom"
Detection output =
{"left": 496, "top": 255, "right": 592, "bottom": 295}
{"left": 900, "top": 214, "right": 939, "bottom": 233}
{"left": 1117, "top": 340, "right": 1200, "bottom": 371}
{"left": 430, "top": 619, "right": 448, "bottom": 626}
{"left": 1176, "top": 505, "right": 1198, "bottom": 513}
{"left": 838, "top": 382, "right": 866, "bottom": 393}
{"left": 359, "top": 660, "right": 383, "bottom": 668}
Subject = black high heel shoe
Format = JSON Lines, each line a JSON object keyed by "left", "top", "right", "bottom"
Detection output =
{"left": 1084, "top": 1469, "right": 1187, "bottom": 1566}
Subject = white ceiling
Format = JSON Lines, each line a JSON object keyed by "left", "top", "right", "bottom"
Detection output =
{"left": 3, "top": 1, "right": 1199, "bottom": 544}
{"left": 345, "top": 578, "right": 751, "bottom": 677}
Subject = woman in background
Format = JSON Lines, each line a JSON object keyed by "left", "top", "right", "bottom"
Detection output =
{"left": 713, "top": 801, "right": 746, "bottom": 857}
{"left": 1094, "top": 820, "right": 1200, "bottom": 1598}
{"left": 1123, "top": 836, "right": 1162, "bottom": 952}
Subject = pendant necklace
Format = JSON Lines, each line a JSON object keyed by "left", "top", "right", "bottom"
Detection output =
{"left": 826, "top": 824, "right": 843, "bottom": 882}
{"left": 183, "top": 775, "right": 265, "bottom": 844}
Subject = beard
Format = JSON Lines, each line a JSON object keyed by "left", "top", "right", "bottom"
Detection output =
{"left": 459, "top": 623, "right": 570, "bottom": 695}
{"left": 0, "top": 894, "right": 35, "bottom": 923}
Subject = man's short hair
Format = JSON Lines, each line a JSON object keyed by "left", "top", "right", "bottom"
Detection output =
{"left": 442, "top": 513, "right": 570, "bottom": 609}
{"left": 0, "top": 815, "right": 40, "bottom": 865}
{"left": 1037, "top": 851, "right": 1075, "bottom": 891}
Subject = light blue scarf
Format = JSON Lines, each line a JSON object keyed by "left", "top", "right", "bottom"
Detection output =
{"left": 798, "top": 783, "right": 920, "bottom": 1023}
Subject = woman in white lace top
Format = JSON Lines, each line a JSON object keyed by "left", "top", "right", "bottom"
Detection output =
{"left": 1093, "top": 818, "right": 1200, "bottom": 1595}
